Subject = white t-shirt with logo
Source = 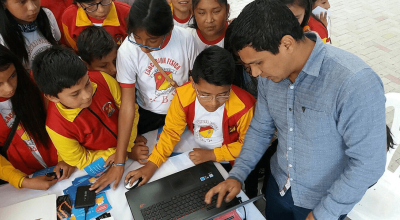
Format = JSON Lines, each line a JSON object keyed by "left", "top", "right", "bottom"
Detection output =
{"left": 186, "top": 28, "right": 225, "bottom": 53}
{"left": 193, "top": 98, "right": 225, "bottom": 149}
{"left": 116, "top": 26, "right": 198, "bottom": 114}
{"left": 173, "top": 14, "right": 193, "bottom": 28}
{"left": 0, "top": 8, "right": 61, "bottom": 70}
{"left": 0, "top": 99, "right": 46, "bottom": 168}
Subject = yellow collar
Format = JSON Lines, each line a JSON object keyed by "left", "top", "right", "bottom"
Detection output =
{"left": 76, "top": 2, "right": 120, "bottom": 27}
{"left": 55, "top": 82, "right": 98, "bottom": 122}
{"left": 225, "top": 89, "right": 245, "bottom": 118}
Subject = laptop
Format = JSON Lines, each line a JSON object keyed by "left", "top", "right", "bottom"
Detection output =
{"left": 125, "top": 161, "right": 242, "bottom": 220}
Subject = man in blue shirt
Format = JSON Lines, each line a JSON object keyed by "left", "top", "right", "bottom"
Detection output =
{"left": 205, "top": 1, "right": 387, "bottom": 220}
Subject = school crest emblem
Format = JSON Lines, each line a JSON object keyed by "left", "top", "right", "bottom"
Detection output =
{"left": 102, "top": 102, "right": 115, "bottom": 117}
{"left": 154, "top": 71, "right": 173, "bottom": 91}
{"left": 199, "top": 126, "right": 214, "bottom": 138}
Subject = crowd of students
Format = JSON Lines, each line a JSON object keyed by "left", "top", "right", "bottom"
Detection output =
{"left": 0, "top": 0, "right": 391, "bottom": 219}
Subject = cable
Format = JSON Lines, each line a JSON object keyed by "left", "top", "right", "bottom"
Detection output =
{"left": 84, "top": 207, "right": 89, "bottom": 220}
{"left": 243, "top": 205, "right": 247, "bottom": 220}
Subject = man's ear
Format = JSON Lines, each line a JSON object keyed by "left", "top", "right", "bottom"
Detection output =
{"left": 190, "top": 76, "right": 195, "bottom": 89}
{"left": 279, "top": 35, "right": 295, "bottom": 54}
{"left": 44, "top": 94, "right": 60, "bottom": 103}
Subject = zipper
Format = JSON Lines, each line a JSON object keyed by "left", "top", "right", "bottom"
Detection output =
{"left": 87, "top": 107, "right": 117, "bottom": 139}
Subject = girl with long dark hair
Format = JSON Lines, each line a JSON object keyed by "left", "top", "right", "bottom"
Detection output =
{"left": 0, "top": 0, "right": 60, "bottom": 70}
{"left": 0, "top": 45, "right": 73, "bottom": 190}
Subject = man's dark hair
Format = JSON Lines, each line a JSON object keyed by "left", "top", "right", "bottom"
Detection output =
{"left": 77, "top": 26, "right": 117, "bottom": 64}
{"left": 32, "top": 46, "right": 87, "bottom": 97}
{"left": 227, "top": 0, "right": 304, "bottom": 54}
{"left": 192, "top": 45, "right": 235, "bottom": 86}
{"left": 127, "top": 0, "right": 173, "bottom": 36}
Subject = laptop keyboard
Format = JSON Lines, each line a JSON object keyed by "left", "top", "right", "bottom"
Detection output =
{"left": 140, "top": 181, "right": 218, "bottom": 220}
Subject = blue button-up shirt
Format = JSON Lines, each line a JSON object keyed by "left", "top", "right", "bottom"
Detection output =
{"left": 229, "top": 34, "right": 386, "bottom": 220}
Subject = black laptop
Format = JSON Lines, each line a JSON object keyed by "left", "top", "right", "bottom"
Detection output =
{"left": 125, "top": 161, "right": 241, "bottom": 220}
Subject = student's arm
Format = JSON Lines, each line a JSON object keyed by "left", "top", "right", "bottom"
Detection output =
{"left": 101, "top": 72, "right": 139, "bottom": 150}
{"left": 125, "top": 93, "right": 188, "bottom": 186}
{"left": 148, "top": 94, "right": 188, "bottom": 167}
{"left": 46, "top": 126, "right": 116, "bottom": 170}
{"left": 214, "top": 106, "right": 255, "bottom": 162}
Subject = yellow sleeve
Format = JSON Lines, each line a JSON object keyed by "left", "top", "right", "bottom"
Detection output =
{"left": 62, "top": 23, "right": 77, "bottom": 51}
{"left": 46, "top": 126, "right": 116, "bottom": 170}
{"left": 101, "top": 72, "right": 139, "bottom": 150}
{"left": 148, "top": 94, "right": 187, "bottom": 167}
{"left": 214, "top": 106, "right": 255, "bottom": 162}
{"left": 0, "top": 155, "right": 26, "bottom": 189}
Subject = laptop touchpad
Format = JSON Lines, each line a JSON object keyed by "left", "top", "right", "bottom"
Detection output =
{"left": 169, "top": 171, "right": 195, "bottom": 191}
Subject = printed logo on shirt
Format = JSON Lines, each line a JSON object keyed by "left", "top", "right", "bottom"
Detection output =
{"left": 194, "top": 121, "right": 219, "bottom": 143}
{"left": 114, "top": 34, "right": 126, "bottom": 45}
{"left": 102, "top": 102, "right": 115, "bottom": 117}
{"left": 155, "top": 71, "right": 173, "bottom": 91}
{"left": 1, "top": 111, "right": 14, "bottom": 128}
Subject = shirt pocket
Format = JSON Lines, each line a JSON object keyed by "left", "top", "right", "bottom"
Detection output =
{"left": 295, "top": 101, "right": 333, "bottom": 140}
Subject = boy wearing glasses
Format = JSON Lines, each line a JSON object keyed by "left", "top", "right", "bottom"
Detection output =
{"left": 61, "top": 0, "right": 130, "bottom": 51}
{"left": 124, "top": 46, "right": 256, "bottom": 186}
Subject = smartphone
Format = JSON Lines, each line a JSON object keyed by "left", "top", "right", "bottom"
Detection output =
{"left": 46, "top": 169, "right": 63, "bottom": 179}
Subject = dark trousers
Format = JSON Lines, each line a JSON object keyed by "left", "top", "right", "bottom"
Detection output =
{"left": 265, "top": 175, "right": 347, "bottom": 220}
{"left": 137, "top": 106, "right": 166, "bottom": 135}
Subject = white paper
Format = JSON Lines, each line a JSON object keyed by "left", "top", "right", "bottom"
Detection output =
{"left": 0, "top": 194, "right": 56, "bottom": 220}
{"left": 312, "top": 6, "right": 331, "bottom": 38}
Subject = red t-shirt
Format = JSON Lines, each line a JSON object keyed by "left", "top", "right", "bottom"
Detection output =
{"left": 308, "top": 16, "right": 330, "bottom": 43}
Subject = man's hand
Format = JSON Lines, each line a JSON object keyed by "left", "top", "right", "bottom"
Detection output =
{"left": 204, "top": 179, "right": 241, "bottom": 208}
{"left": 306, "top": 212, "right": 316, "bottom": 220}
{"left": 21, "top": 176, "right": 58, "bottom": 190}
{"left": 125, "top": 161, "right": 158, "bottom": 187}
{"left": 90, "top": 165, "right": 124, "bottom": 192}
{"left": 189, "top": 148, "right": 216, "bottom": 165}
{"left": 130, "top": 142, "right": 149, "bottom": 165}
{"left": 54, "top": 161, "right": 75, "bottom": 181}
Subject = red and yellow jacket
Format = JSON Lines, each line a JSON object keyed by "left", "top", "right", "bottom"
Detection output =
{"left": 149, "top": 82, "right": 256, "bottom": 167}
{"left": 46, "top": 71, "right": 139, "bottom": 170}
{"left": 61, "top": 1, "right": 130, "bottom": 51}
{"left": 41, "top": 0, "right": 74, "bottom": 46}
{"left": 0, "top": 97, "right": 58, "bottom": 188}
{"left": 307, "top": 16, "right": 330, "bottom": 43}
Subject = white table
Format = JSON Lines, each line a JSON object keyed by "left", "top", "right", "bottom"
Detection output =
{"left": 0, "top": 129, "right": 265, "bottom": 220}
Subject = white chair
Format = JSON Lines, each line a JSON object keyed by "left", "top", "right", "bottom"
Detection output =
{"left": 347, "top": 92, "right": 400, "bottom": 220}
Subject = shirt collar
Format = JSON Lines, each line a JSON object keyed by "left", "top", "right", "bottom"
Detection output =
{"left": 301, "top": 33, "right": 326, "bottom": 78}
{"left": 55, "top": 82, "right": 97, "bottom": 122}
{"left": 76, "top": 2, "right": 120, "bottom": 27}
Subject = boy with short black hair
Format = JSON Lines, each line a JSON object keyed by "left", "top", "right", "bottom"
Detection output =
{"left": 62, "top": 0, "right": 130, "bottom": 51}
{"left": 124, "top": 46, "right": 256, "bottom": 186}
{"left": 77, "top": 26, "right": 117, "bottom": 77}
{"left": 32, "top": 47, "right": 141, "bottom": 190}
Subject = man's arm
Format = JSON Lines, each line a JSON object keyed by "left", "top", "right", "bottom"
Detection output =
{"left": 313, "top": 69, "right": 386, "bottom": 219}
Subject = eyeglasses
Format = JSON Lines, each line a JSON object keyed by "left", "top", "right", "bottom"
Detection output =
{"left": 81, "top": 0, "right": 113, "bottom": 13}
{"left": 127, "top": 34, "right": 167, "bottom": 51}
{"left": 195, "top": 87, "right": 231, "bottom": 102}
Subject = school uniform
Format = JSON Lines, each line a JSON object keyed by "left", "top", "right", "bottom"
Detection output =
{"left": 186, "top": 22, "right": 228, "bottom": 52}
{"left": 0, "top": 97, "right": 58, "bottom": 188}
{"left": 61, "top": 1, "right": 130, "bottom": 51}
{"left": 308, "top": 16, "right": 330, "bottom": 43}
{"left": 116, "top": 26, "right": 197, "bottom": 133}
{"left": 173, "top": 13, "right": 192, "bottom": 28}
{"left": 148, "top": 82, "right": 256, "bottom": 167}
{"left": 46, "top": 71, "right": 139, "bottom": 169}
{"left": 0, "top": 8, "right": 61, "bottom": 70}
{"left": 41, "top": 0, "right": 74, "bottom": 46}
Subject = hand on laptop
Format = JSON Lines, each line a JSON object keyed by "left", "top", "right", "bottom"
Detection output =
{"left": 204, "top": 178, "right": 241, "bottom": 208}
{"left": 189, "top": 148, "right": 216, "bottom": 165}
{"left": 125, "top": 161, "right": 158, "bottom": 187}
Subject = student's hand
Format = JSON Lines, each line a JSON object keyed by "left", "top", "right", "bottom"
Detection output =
{"left": 135, "top": 135, "right": 148, "bottom": 144}
{"left": 90, "top": 165, "right": 124, "bottom": 192}
{"left": 21, "top": 176, "right": 58, "bottom": 190}
{"left": 306, "top": 212, "right": 316, "bottom": 220}
{"left": 105, "top": 153, "right": 116, "bottom": 167}
{"left": 317, "top": 11, "right": 328, "bottom": 27}
{"left": 189, "top": 148, "right": 216, "bottom": 165}
{"left": 204, "top": 179, "right": 241, "bottom": 208}
{"left": 54, "top": 161, "right": 75, "bottom": 181}
{"left": 130, "top": 142, "right": 149, "bottom": 165}
{"left": 125, "top": 161, "right": 158, "bottom": 187}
